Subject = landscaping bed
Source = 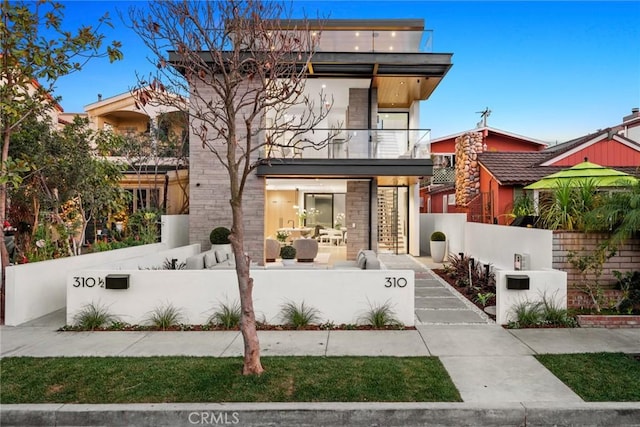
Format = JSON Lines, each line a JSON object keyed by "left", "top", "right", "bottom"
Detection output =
{"left": 0, "top": 356, "right": 461, "bottom": 403}
{"left": 58, "top": 323, "right": 415, "bottom": 332}
{"left": 432, "top": 267, "right": 496, "bottom": 318}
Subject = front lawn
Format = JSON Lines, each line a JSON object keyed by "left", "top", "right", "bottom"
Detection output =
{"left": 536, "top": 353, "right": 640, "bottom": 401}
{"left": 0, "top": 356, "right": 461, "bottom": 403}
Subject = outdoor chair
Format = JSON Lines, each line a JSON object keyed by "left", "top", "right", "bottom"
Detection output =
{"left": 293, "top": 238, "right": 319, "bottom": 262}
{"left": 265, "top": 238, "right": 281, "bottom": 262}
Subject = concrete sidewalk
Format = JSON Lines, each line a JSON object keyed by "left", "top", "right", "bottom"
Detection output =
{"left": 2, "top": 254, "right": 639, "bottom": 426}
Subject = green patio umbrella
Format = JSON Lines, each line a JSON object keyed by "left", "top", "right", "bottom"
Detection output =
{"left": 524, "top": 161, "right": 638, "bottom": 190}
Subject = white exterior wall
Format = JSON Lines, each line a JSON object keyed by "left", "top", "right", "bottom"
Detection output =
{"left": 464, "top": 222, "right": 552, "bottom": 270}
{"left": 419, "top": 213, "right": 466, "bottom": 257}
{"left": 4, "top": 243, "right": 167, "bottom": 326}
{"left": 161, "top": 215, "right": 189, "bottom": 249}
{"left": 408, "top": 183, "right": 420, "bottom": 256}
{"left": 495, "top": 269, "right": 567, "bottom": 325}
{"left": 67, "top": 269, "right": 415, "bottom": 326}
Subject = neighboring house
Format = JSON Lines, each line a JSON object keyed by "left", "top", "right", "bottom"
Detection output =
{"left": 422, "top": 126, "right": 547, "bottom": 214}
{"left": 477, "top": 127, "right": 640, "bottom": 224}
{"left": 184, "top": 19, "right": 453, "bottom": 261}
{"left": 613, "top": 107, "right": 640, "bottom": 142}
{"left": 83, "top": 90, "right": 189, "bottom": 215}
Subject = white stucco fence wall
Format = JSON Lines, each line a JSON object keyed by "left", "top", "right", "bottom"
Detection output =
{"left": 66, "top": 269, "right": 415, "bottom": 326}
{"left": 109, "top": 244, "right": 200, "bottom": 270}
{"left": 419, "top": 213, "right": 466, "bottom": 257}
{"left": 5, "top": 243, "right": 167, "bottom": 326}
{"left": 161, "top": 214, "right": 189, "bottom": 249}
{"left": 4, "top": 215, "right": 190, "bottom": 326}
{"left": 464, "top": 222, "right": 552, "bottom": 270}
{"left": 495, "top": 269, "right": 567, "bottom": 325}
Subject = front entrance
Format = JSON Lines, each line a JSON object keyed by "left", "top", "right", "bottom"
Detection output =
{"left": 377, "top": 186, "right": 408, "bottom": 254}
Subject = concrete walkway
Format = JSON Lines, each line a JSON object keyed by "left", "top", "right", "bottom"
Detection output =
{"left": 2, "top": 254, "right": 640, "bottom": 426}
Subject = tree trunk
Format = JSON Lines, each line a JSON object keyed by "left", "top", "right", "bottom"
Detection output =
{"left": 230, "top": 198, "right": 263, "bottom": 376}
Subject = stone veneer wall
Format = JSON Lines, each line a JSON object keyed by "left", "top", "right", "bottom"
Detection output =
{"left": 347, "top": 88, "right": 373, "bottom": 129}
{"left": 346, "top": 180, "right": 372, "bottom": 260}
{"left": 454, "top": 132, "right": 484, "bottom": 206}
{"left": 188, "top": 80, "right": 265, "bottom": 262}
{"left": 553, "top": 231, "right": 640, "bottom": 289}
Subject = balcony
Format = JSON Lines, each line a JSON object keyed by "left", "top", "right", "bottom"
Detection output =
{"left": 315, "top": 29, "right": 433, "bottom": 53}
{"left": 431, "top": 167, "right": 455, "bottom": 184}
{"left": 261, "top": 128, "right": 431, "bottom": 160}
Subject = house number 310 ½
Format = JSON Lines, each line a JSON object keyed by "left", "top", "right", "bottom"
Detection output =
{"left": 385, "top": 277, "right": 407, "bottom": 288}
{"left": 73, "top": 277, "right": 105, "bottom": 288}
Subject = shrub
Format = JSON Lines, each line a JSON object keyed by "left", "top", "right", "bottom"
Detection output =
{"left": 508, "top": 300, "right": 543, "bottom": 328}
{"left": 430, "top": 231, "right": 446, "bottom": 241}
{"left": 540, "top": 293, "right": 577, "bottom": 327}
{"left": 614, "top": 270, "right": 640, "bottom": 313}
{"left": 209, "top": 227, "right": 231, "bottom": 245}
{"left": 73, "top": 302, "right": 116, "bottom": 330}
{"left": 280, "top": 245, "right": 296, "bottom": 259}
{"left": 279, "top": 300, "right": 321, "bottom": 328}
{"left": 145, "top": 303, "right": 183, "bottom": 330}
{"left": 508, "top": 295, "right": 577, "bottom": 329}
{"left": 359, "top": 300, "right": 402, "bottom": 328}
{"left": 209, "top": 300, "right": 241, "bottom": 329}
{"left": 475, "top": 292, "right": 495, "bottom": 307}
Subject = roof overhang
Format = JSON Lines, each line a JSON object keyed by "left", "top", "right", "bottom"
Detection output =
{"left": 256, "top": 158, "right": 432, "bottom": 178}
{"left": 169, "top": 50, "right": 452, "bottom": 106}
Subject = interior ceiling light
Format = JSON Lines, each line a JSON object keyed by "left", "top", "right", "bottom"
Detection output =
{"left": 355, "top": 46, "right": 359, "bottom": 51}
{"left": 389, "top": 46, "right": 393, "bottom": 51}
{"left": 391, "top": 32, "right": 396, "bottom": 37}
{"left": 355, "top": 32, "right": 360, "bottom": 37}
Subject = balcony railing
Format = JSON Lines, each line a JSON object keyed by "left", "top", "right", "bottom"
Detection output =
{"left": 315, "top": 29, "right": 433, "bottom": 53}
{"left": 261, "top": 128, "right": 431, "bottom": 160}
{"left": 431, "top": 167, "right": 455, "bottom": 184}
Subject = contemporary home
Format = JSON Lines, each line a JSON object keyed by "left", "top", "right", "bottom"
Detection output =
{"left": 184, "top": 19, "right": 453, "bottom": 262}
{"left": 83, "top": 90, "right": 189, "bottom": 215}
{"left": 422, "top": 126, "right": 547, "bottom": 216}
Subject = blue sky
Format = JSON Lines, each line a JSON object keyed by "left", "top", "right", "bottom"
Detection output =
{"left": 52, "top": 1, "right": 640, "bottom": 143}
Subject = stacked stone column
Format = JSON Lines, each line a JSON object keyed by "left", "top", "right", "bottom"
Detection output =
{"left": 454, "top": 132, "right": 484, "bottom": 206}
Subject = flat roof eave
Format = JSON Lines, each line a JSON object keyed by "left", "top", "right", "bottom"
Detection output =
{"left": 256, "top": 158, "right": 433, "bottom": 177}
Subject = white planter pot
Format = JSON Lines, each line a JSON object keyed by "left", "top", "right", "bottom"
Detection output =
{"left": 281, "top": 259, "right": 296, "bottom": 266}
{"left": 430, "top": 240, "right": 447, "bottom": 263}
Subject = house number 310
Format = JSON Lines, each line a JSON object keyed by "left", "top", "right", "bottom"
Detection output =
{"left": 385, "top": 277, "right": 407, "bottom": 288}
{"left": 73, "top": 277, "right": 105, "bottom": 288}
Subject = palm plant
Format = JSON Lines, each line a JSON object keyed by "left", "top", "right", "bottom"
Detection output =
{"left": 539, "top": 180, "right": 580, "bottom": 230}
{"left": 585, "top": 180, "right": 640, "bottom": 248}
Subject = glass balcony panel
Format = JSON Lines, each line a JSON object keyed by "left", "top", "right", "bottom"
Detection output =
{"left": 262, "top": 128, "right": 430, "bottom": 160}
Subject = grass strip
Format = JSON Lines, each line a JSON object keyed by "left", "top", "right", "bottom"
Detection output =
{"left": 536, "top": 353, "right": 640, "bottom": 401}
{"left": 0, "top": 356, "right": 461, "bottom": 403}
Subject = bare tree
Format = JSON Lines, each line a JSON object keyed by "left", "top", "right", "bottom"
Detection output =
{"left": 129, "top": 0, "right": 333, "bottom": 375}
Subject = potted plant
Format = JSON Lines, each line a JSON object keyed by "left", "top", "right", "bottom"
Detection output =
{"left": 430, "top": 231, "right": 447, "bottom": 263}
{"left": 210, "top": 226, "right": 232, "bottom": 256}
{"left": 280, "top": 245, "right": 296, "bottom": 266}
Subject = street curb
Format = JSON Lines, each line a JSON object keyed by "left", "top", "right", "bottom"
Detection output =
{"left": 2, "top": 402, "right": 640, "bottom": 427}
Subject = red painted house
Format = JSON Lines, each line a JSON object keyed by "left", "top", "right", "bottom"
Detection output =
{"left": 422, "top": 126, "right": 547, "bottom": 214}
{"left": 478, "top": 128, "right": 640, "bottom": 224}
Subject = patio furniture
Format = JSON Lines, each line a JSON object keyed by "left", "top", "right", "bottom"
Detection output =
{"left": 265, "top": 238, "right": 281, "bottom": 262}
{"left": 328, "top": 229, "right": 343, "bottom": 245}
{"left": 293, "top": 238, "right": 319, "bottom": 262}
